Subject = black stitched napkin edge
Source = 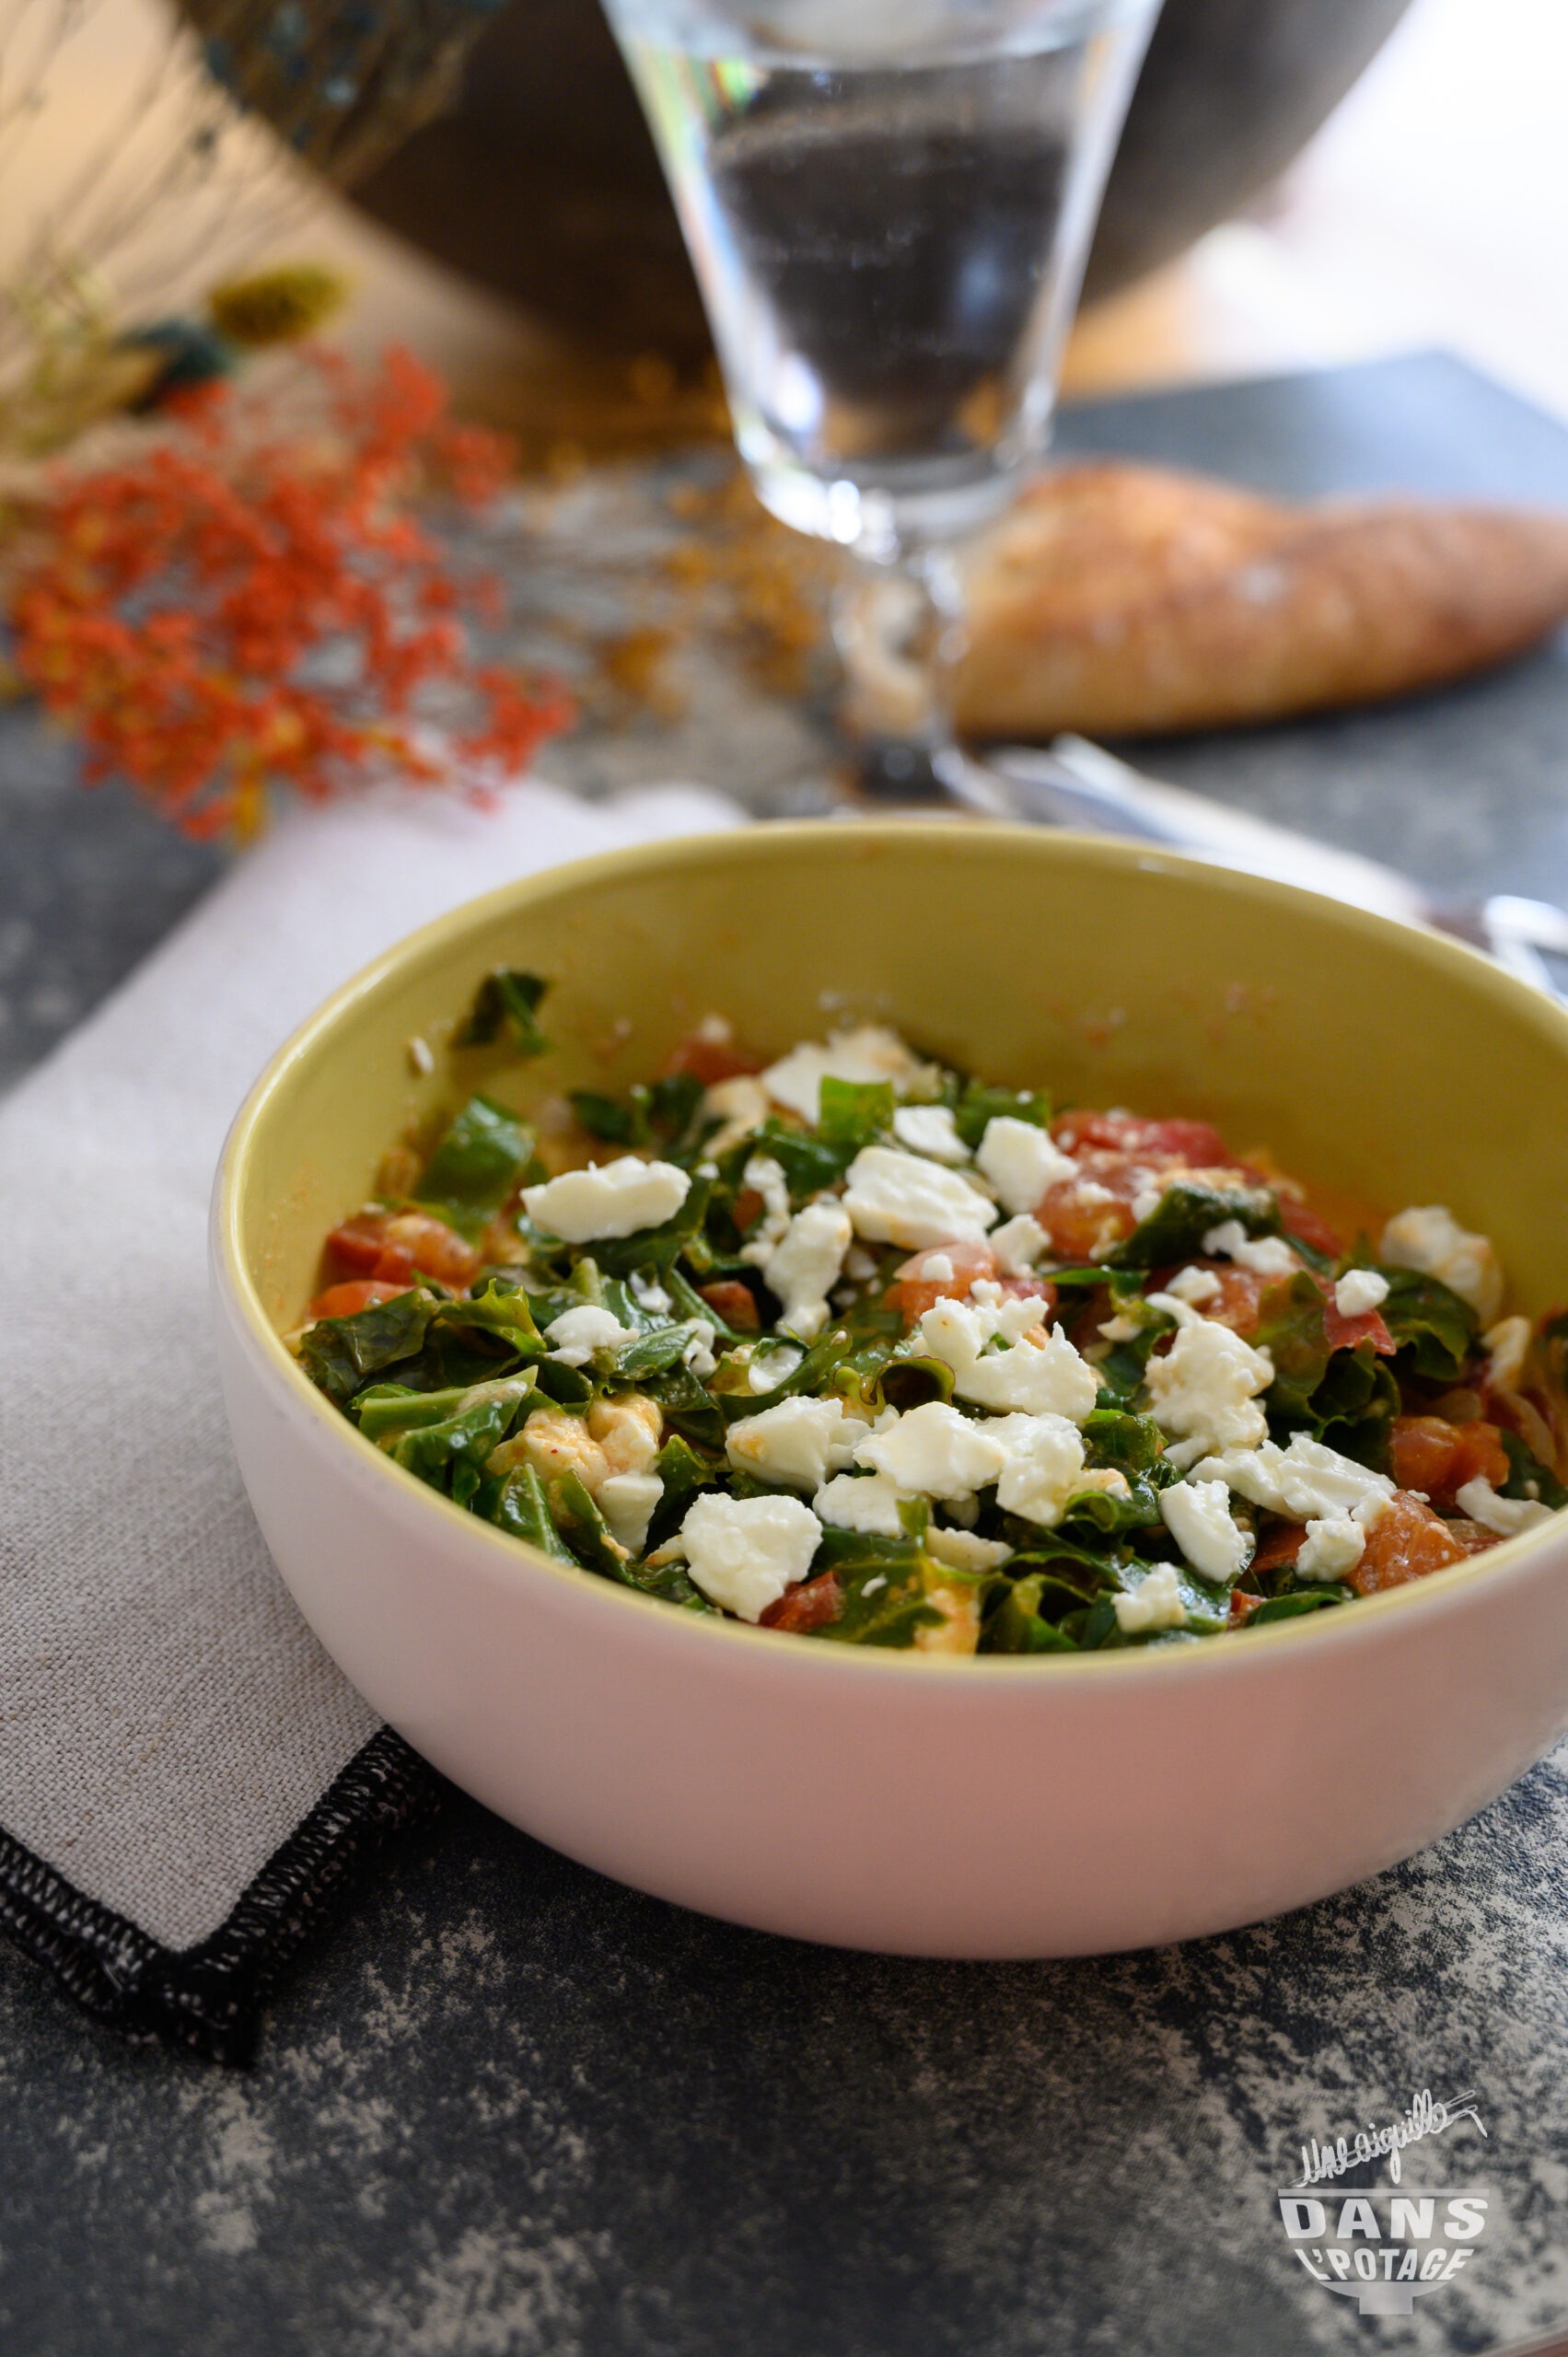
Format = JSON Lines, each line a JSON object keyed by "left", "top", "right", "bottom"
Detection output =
{"left": 0, "top": 1728, "right": 442, "bottom": 2063}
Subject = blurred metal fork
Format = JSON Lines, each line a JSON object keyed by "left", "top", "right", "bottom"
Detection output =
{"left": 958, "top": 734, "right": 1568, "bottom": 1005}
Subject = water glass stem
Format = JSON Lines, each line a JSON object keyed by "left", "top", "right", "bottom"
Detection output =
{"left": 833, "top": 541, "right": 1010, "bottom": 812}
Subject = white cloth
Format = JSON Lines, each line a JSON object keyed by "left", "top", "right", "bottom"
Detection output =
{"left": 0, "top": 781, "right": 740, "bottom": 1950}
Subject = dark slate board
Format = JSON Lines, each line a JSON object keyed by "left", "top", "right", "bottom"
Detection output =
{"left": 5, "top": 354, "right": 1566, "bottom": 2357}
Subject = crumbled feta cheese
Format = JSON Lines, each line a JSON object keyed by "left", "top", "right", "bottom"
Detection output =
{"left": 1482, "top": 1314, "right": 1531, "bottom": 1395}
{"left": 760, "top": 1197, "right": 853, "bottom": 1341}
{"left": 1190, "top": 1432, "right": 1395, "bottom": 1525}
{"left": 990, "top": 1413, "right": 1125, "bottom": 1528}
{"left": 726, "top": 1394, "right": 869, "bottom": 1492}
{"left": 1167, "top": 1264, "right": 1223, "bottom": 1307}
{"left": 855, "top": 1400, "right": 1007, "bottom": 1502}
{"left": 739, "top": 1155, "right": 792, "bottom": 1260}
{"left": 1114, "top": 1564, "right": 1187, "bottom": 1634}
{"left": 1454, "top": 1477, "right": 1556, "bottom": 1538}
{"left": 597, "top": 1470, "right": 665, "bottom": 1558}
{"left": 813, "top": 1469, "right": 905, "bottom": 1537}
{"left": 844, "top": 1246, "right": 879, "bottom": 1283}
{"left": 892, "top": 1104, "right": 970, "bottom": 1164}
{"left": 524, "top": 1155, "right": 691, "bottom": 1244}
{"left": 862, "top": 1574, "right": 888, "bottom": 1597}
{"left": 749, "top": 1341, "right": 805, "bottom": 1392}
{"left": 842, "top": 1145, "right": 997, "bottom": 1250}
{"left": 919, "top": 1252, "right": 957, "bottom": 1286}
{"left": 679, "top": 1492, "right": 822, "bottom": 1621}
{"left": 543, "top": 1305, "right": 638, "bottom": 1366}
{"left": 701, "top": 1074, "right": 772, "bottom": 1155}
{"left": 1159, "top": 1479, "right": 1249, "bottom": 1584}
{"left": 990, "top": 1213, "right": 1048, "bottom": 1275}
{"left": 1295, "top": 1515, "right": 1367, "bottom": 1581}
{"left": 920, "top": 1296, "right": 1100, "bottom": 1421}
{"left": 589, "top": 1393, "right": 662, "bottom": 1478}
{"left": 1332, "top": 1267, "right": 1390, "bottom": 1318}
{"left": 1380, "top": 1204, "right": 1504, "bottom": 1323}
{"left": 629, "top": 1271, "right": 674, "bottom": 1317}
{"left": 500, "top": 1394, "right": 661, "bottom": 1491}
{"left": 924, "top": 1526, "right": 1014, "bottom": 1573}
{"left": 1202, "top": 1219, "right": 1297, "bottom": 1277}
{"left": 921, "top": 1292, "right": 1049, "bottom": 1353}
{"left": 975, "top": 1117, "right": 1076, "bottom": 1215}
{"left": 1098, "top": 1313, "right": 1143, "bottom": 1342}
{"left": 498, "top": 1402, "right": 603, "bottom": 1488}
{"left": 1143, "top": 1290, "right": 1199, "bottom": 1327}
{"left": 682, "top": 1320, "right": 718, "bottom": 1377}
{"left": 761, "top": 1025, "right": 922, "bottom": 1123}
{"left": 1143, "top": 1316, "right": 1274, "bottom": 1464}
{"left": 1131, "top": 1186, "right": 1163, "bottom": 1224}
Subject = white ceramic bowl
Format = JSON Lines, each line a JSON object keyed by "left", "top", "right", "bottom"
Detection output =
{"left": 212, "top": 825, "right": 1568, "bottom": 1956}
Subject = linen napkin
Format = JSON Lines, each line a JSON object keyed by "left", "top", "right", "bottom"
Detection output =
{"left": 0, "top": 777, "right": 741, "bottom": 2061}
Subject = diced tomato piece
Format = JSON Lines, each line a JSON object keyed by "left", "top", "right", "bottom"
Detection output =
{"left": 886, "top": 1239, "right": 998, "bottom": 1328}
{"left": 1251, "top": 1519, "right": 1307, "bottom": 1574}
{"left": 733, "top": 1187, "right": 765, "bottom": 1236}
{"left": 1447, "top": 1421, "right": 1511, "bottom": 1496}
{"left": 1036, "top": 1173, "right": 1136, "bottom": 1260}
{"left": 1281, "top": 1202, "right": 1346, "bottom": 1259}
{"left": 700, "top": 1279, "right": 761, "bottom": 1331}
{"left": 371, "top": 1244, "right": 418, "bottom": 1284}
{"left": 1315, "top": 1273, "right": 1395, "bottom": 1356}
{"left": 308, "top": 1279, "right": 412, "bottom": 1320}
{"left": 1388, "top": 1415, "right": 1509, "bottom": 1513}
{"left": 1187, "top": 1263, "right": 1268, "bottom": 1336}
{"left": 1229, "top": 1589, "right": 1265, "bottom": 1625}
{"left": 1052, "top": 1109, "right": 1231, "bottom": 1165}
{"left": 1050, "top": 1110, "right": 1121, "bottom": 1155}
{"left": 761, "top": 1571, "right": 842, "bottom": 1633}
{"left": 1388, "top": 1415, "right": 1460, "bottom": 1498}
{"left": 1324, "top": 1301, "right": 1395, "bottom": 1356}
{"left": 1350, "top": 1492, "right": 1468, "bottom": 1593}
{"left": 1446, "top": 1518, "right": 1504, "bottom": 1557}
{"left": 384, "top": 1212, "right": 479, "bottom": 1288}
{"left": 327, "top": 1209, "right": 478, "bottom": 1289}
{"left": 660, "top": 1032, "right": 764, "bottom": 1086}
{"left": 325, "top": 1214, "right": 394, "bottom": 1272}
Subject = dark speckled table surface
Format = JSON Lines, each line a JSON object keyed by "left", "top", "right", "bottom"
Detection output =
{"left": 4, "top": 354, "right": 1567, "bottom": 2357}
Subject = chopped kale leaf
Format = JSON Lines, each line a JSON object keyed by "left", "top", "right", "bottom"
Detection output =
{"left": 952, "top": 1081, "right": 1051, "bottom": 1150}
{"left": 457, "top": 969, "right": 550, "bottom": 1057}
{"left": 1376, "top": 1266, "right": 1480, "bottom": 1384}
{"left": 1109, "top": 1181, "right": 1277, "bottom": 1271}
{"left": 412, "top": 1094, "right": 533, "bottom": 1238}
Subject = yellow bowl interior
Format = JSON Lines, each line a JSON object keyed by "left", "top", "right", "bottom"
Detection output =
{"left": 228, "top": 825, "right": 1568, "bottom": 1337}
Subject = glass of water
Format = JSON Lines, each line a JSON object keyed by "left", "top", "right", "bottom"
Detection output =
{"left": 600, "top": 0, "right": 1163, "bottom": 802}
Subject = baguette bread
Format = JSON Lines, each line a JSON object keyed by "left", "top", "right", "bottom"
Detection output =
{"left": 952, "top": 460, "right": 1568, "bottom": 738}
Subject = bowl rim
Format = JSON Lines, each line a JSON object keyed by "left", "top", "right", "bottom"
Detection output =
{"left": 215, "top": 819, "right": 1568, "bottom": 1686}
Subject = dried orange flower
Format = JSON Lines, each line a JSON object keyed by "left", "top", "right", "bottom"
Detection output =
{"left": 7, "top": 345, "right": 572, "bottom": 838}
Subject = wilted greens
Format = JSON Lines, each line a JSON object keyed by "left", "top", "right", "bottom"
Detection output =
{"left": 295, "top": 991, "right": 1557, "bottom": 1654}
